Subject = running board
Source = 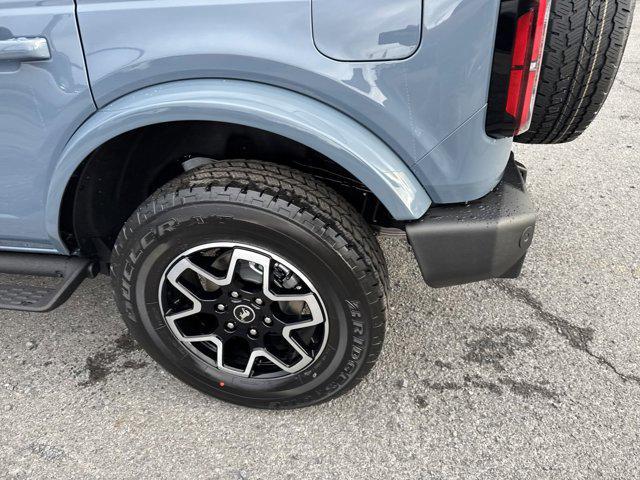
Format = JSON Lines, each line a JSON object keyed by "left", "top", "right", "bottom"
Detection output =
{"left": 0, "top": 252, "right": 97, "bottom": 312}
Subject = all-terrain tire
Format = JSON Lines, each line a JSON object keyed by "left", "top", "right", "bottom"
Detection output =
{"left": 516, "top": 0, "right": 636, "bottom": 144}
{"left": 110, "top": 160, "right": 388, "bottom": 409}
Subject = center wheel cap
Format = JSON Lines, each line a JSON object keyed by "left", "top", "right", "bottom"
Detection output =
{"left": 233, "top": 304, "right": 256, "bottom": 323}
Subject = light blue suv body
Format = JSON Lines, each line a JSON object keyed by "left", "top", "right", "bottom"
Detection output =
{"left": 2, "top": 0, "right": 633, "bottom": 409}
{"left": 0, "top": 0, "right": 552, "bottom": 409}
{"left": 0, "top": 0, "right": 511, "bottom": 254}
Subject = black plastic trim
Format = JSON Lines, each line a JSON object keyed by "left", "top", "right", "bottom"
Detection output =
{"left": 0, "top": 253, "right": 97, "bottom": 312}
{"left": 406, "top": 155, "right": 536, "bottom": 288}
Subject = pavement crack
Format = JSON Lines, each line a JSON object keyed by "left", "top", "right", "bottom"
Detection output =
{"left": 493, "top": 281, "right": 640, "bottom": 387}
{"left": 618, "top": 78, "right": 640, "bottom": 94}
{"left": 493, "top": 281, "right": 593, "bottom": 351}
{"left": 586, "top": 351, "right": 640, "bottom": 385}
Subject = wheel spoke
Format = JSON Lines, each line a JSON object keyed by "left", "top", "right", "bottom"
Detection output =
{"left": 281, "top": 315, "right": 322, "bottom": 362}
{"left": 164, "top": 259, "right": 203, "bottom": 339}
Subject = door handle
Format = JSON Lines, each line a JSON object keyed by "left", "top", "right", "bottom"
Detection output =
{"left": 0, "top": 37, "right": 50, "bottom": 62}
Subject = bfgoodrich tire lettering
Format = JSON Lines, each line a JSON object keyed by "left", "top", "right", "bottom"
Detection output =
{"left": 110, "top": 160, "right": 387, "bottom": 409}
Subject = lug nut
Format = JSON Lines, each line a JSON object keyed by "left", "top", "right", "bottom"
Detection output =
{"left": 255, "top": 298, "right": 264, "bottom": 306}
{"left": 216, "top": 304, "right": 226, "bottom": 312}
{"left": 264, "top": 317, "right": 273, "bottom": 326}
{"left": 226, "top": 322, "right": 236, "bottom": 330}
{"left": 230, "top": 291, "right": 239, "bottom": 299}
{"left": 248, "top": 328, "right": 258, "bottom": 337}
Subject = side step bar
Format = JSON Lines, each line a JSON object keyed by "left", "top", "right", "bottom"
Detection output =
{"left": 0, "top": 253, "right": 97, "bottom": 312}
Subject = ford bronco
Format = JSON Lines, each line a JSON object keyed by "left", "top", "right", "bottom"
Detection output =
{"left": 0, "top": 0, "right": 634, "bottom": 408}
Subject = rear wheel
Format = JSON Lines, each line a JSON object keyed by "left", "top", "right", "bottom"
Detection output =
{"left": 516, "top": 0, "right": 636, "bottom": 144}
{"left": 110, "top": 160, "right": 387, "bottom": 409}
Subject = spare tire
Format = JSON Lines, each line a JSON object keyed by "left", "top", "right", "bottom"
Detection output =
{"left": 516, "top": 0, "right": 636, "bottom": 144}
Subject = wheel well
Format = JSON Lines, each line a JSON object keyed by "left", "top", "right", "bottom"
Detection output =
{"left": 61, "top": 121, "right": 397, "bottom": 260}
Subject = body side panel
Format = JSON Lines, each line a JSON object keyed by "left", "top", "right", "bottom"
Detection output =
{"left": 413, "top": 106, "right": 514, "bottom": 204}
{"left": 0, "top": 0, "right": 95, "bottom": 252}
{"left": 0, "top": 0, "right": 512, "bottom": 254}
{"left": 75, "top": 0, "right": 510, "bottom": 203}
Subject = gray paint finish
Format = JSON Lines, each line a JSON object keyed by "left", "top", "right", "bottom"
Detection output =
{"left": 75, "top": 0, "right": 509, "bottom": 191}
{"left": 46, "top": 79, "right": 432, "bottom": 253}
{"left": 413, "top": 106, "right": 514, "bottom": 204}
{"left": 311, "top": 0, "right": 423, "bottom": 61}
{"left": 0, "top": 0, "right": 512, "bottom": 252}
{"left": 0, "top": 0, "right": 95, "bottom": 251}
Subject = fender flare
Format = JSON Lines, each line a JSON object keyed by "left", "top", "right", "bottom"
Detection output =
{"left": 46, "top": 79, "right": 431, "bottom": 252}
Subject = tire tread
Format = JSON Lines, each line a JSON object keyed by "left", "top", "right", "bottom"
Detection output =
{"left": 516, "top": 0, "right": 635, "bottom": 144}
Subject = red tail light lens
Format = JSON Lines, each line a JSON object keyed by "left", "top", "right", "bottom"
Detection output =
{"left": 486, "top": 0, "right": 552, "bottom": 138}
{"left": 506, "top": 0, "right": 552, "bottom": 135}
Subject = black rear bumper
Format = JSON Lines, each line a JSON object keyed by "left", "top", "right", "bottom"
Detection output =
{"left": 406, "top": 155, "right": 535, "bottom": 288}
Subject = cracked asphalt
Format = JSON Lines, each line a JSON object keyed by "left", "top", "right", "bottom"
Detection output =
{"left": 2, "top": 23, "right": 640, "bottom": 480}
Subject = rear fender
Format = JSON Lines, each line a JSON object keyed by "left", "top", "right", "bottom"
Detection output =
{"left": 46, "top": 79, "right": 431, "bottom": 253}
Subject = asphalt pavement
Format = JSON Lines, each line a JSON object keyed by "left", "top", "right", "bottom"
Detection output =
{"left": 1, "top": 21, "right": 640, "bottom": 480}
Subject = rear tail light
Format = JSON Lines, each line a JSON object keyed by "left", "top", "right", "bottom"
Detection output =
{"left": 486, "top": 0, "right": 552, "bottom": 138}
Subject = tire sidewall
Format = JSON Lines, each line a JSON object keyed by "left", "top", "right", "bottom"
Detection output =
{"left": 112, "top": 198, "right": 378, "bottom": 408}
